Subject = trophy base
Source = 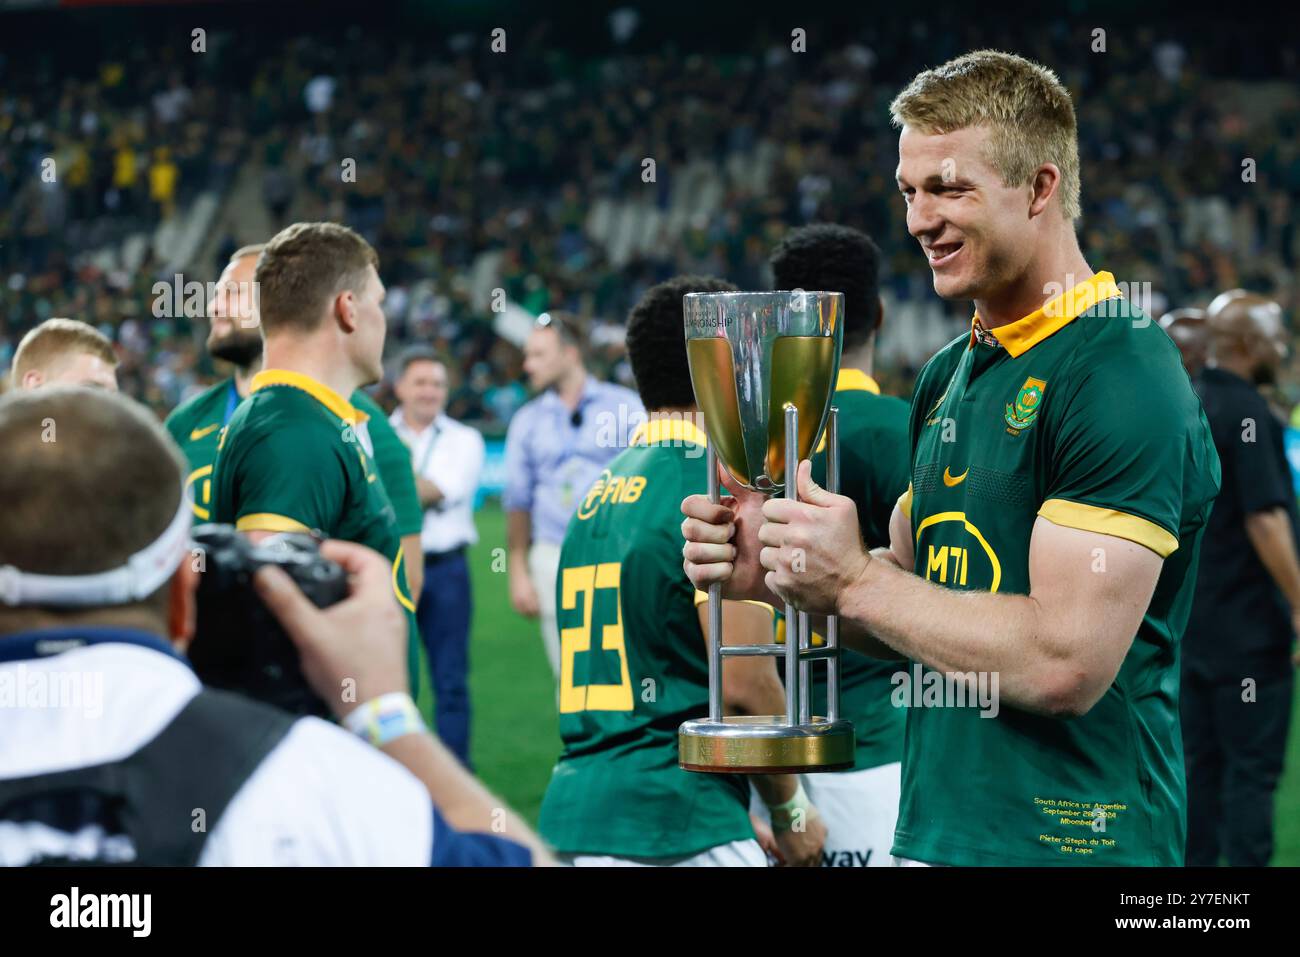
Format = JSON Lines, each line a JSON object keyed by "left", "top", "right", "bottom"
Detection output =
{"left": 678, "top": 715, "right": 855, "bottom": 773}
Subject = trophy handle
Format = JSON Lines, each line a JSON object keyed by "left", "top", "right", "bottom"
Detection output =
{"left": 783, "top": 403, "right": 800, "bottom": 726}
{"left": 825, "top": 406, "right": 840, "bottom": 721}
{"left": 706, "top": 439, "right": 723, "bottom": 723}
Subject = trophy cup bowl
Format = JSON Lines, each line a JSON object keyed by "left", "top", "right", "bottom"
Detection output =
{"left": 678, "top": 290, "right": 855, "bottom": 773}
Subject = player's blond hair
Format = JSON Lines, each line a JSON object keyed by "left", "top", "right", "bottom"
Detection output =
{"left": 11, "top": 318, "right": 117, "bottom": 381}
{"left": 890, "top": 50, "right": 1081, "bottom": 222}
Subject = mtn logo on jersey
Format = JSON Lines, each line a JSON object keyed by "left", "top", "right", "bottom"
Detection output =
{"left": 914, "top": 511, "right": 1002, "bottom": 592}
{"left": 1004, "top": 376, "right": 1046, "bottom": 434}
{"left": 575, "top": 469, "right": 647, "bottom": 520}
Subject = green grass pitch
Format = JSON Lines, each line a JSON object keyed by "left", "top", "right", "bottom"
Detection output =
{"left": 418, "top": 501, "right": 1300, "bottom": 864}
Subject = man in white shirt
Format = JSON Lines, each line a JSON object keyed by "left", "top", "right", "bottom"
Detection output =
{"left": 391, "top": 347, "right": 486, "bottom": 768}
{"left": 0, "top": 386, "right": 549, "bottom": 866}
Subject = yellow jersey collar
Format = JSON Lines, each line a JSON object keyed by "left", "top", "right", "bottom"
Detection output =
{"left": 249, "top": 369, "right": 368, "bottom": 425}
{"left": 835, "top": 368, "right": 881, "bottom": 394}
{"left": 629, "top": 416, "right": 708, "bottom": 447}
{"left": 971, "top": 271, "right": 1123, "bottom": 358}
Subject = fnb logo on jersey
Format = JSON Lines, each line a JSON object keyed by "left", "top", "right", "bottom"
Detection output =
{"left": 576, "top": 469, "right": 647, "bottom": 520}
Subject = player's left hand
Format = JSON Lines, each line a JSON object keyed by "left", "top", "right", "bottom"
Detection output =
{"left": 772, "top": 809, "right": 827, "bottom": 867}
{"left": 758, "top": 459, "right": 869, "bottom": 615}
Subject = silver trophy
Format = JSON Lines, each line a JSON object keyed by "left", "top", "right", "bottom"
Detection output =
{"left": 678, "top": 290, "right": 855, "bottom": 773}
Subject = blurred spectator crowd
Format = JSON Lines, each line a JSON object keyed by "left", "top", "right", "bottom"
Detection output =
{"left": 2, "top": 11, "right": 1299, "bottom": 427}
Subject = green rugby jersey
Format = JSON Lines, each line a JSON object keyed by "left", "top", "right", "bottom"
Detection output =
{"left": 892, "top": 272, "right": 1220, "bottom": 866}
{"left": 537, "top": 418, "right": 756, "bottom": 858}
{"left": 210, "top": 369, "right": 422, "bottom": 693}
{"left": 165, "top": 378, "right": 240, "bottom": 523}
{"left": 350, "top": 390, "right": 423, "bottom": 538}
{"left": 773, "top": 369, "right": 910, "bottom": 771}
{"left": 166, "top": 379, "right": 422, "bottom": 540}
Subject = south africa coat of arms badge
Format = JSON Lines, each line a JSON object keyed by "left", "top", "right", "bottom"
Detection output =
{"left": 1005, "top": 376, "right": 1046, "bottom": 434}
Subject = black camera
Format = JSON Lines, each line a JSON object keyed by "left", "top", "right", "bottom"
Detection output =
{"left": 188, "top": 524, "right": 347, "bottom": 717}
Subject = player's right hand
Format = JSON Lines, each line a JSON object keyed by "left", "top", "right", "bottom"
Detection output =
{"left": 681, "top": 461, "right": 771, "bottom": 603}
{"left": 510, "top": 568, "right": 540, "bottom": 618}
{"left": 772, "top": 808, "right": 827, "bottom": 867}
{"left": 254, "top": 539, "right": 409, "bottom": 720}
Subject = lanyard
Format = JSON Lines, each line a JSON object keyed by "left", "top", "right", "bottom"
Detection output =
{"left": 416, "top": 420, "right": 443, "bottom": 475}
{"left": 221, "top": 380, "right": 240, "bottom": 426}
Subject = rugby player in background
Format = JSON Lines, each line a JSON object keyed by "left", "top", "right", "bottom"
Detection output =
{"left": 9, "top": 317, "right": 119, "bottom": 392}
{"left": 165, "top": 245, "right": 426, "bottom": 601}
{"left": 682, "top": 50, "right": 1221, "bottom": 866}
{"left": 209, "top": 222, "right": 424, "bottom": 702}
{"left": 537, "top": 276, "right": 827, "bottom": 866}
{"left": 747, "top": 224, "right": 910, "bottom": 867}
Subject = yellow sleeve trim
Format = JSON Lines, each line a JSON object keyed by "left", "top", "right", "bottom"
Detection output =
{"left": 693, "top": 590, "right": 777, "bottom": 616}
{"left": 897, "top": 484, "right": 913, "bottom": 521}
{"left": 1038, "top": 498, "right": 1178, "bottom": 558}
{"left": 235, "top": 513, "right": 312, "bottom": 534}
{"left": 391, "top": 553, "right": 417, "bottom": 613}
{"left": 774, "top": 616, "right": 826, "bottom": 647}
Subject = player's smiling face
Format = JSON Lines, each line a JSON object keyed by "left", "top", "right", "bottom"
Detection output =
{"left": 897, "top": 125, "right": 1034, "bottom": 302}
{"left": 206, "top": 254, "right": 263, "bottom": 366}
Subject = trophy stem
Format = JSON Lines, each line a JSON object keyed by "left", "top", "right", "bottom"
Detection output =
{"left": 782, "top": 403, "right": 800, "bottom": 726}
{"left": 798, "top": 611, "right": 811, "bottom": 724}
{"left": 825, "top": 406, "right": 840, "bottom": 722}
{"left": 705, "top": 439, "right": 723, "bottom": 723}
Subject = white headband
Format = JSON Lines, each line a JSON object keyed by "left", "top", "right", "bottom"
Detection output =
{"left": 0, "top": 490, "right": 193, "bottom": 608}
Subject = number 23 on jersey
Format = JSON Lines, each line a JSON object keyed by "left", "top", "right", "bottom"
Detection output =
{"left": 559, "top": 562, "right": 633, "bottom": 714}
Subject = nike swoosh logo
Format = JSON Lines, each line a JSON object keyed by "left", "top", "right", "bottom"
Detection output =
{"left": 943, "top": 466, "right": 969, "bottom": 487}
{"left": 189, "top": 424, "right": 220, "bottom": 440}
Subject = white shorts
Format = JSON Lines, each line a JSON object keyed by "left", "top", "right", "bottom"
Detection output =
{"left": 560, "top": 839, "right": 767, "bottom": 867}
{"left": 751, "top": 761, "right": 901, "bottom": 867}
{"left": 528, "top": 542, "right": 562, "bottom": 678}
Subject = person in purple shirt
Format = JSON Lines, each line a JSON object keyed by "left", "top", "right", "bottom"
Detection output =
{"left": 503, "top": 312, "right": 643, "bottom": 678}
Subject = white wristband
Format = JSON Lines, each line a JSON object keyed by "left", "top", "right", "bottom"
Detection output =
{"left": 767, "top": 780, "right": 818, "bottom": 833}
{"left": 342, "top": 692, "right": 426, "bottom": 748}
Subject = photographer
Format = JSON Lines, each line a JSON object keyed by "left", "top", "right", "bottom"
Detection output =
{"left": 0, "top": 387, "right": 551, "bottom": 866}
